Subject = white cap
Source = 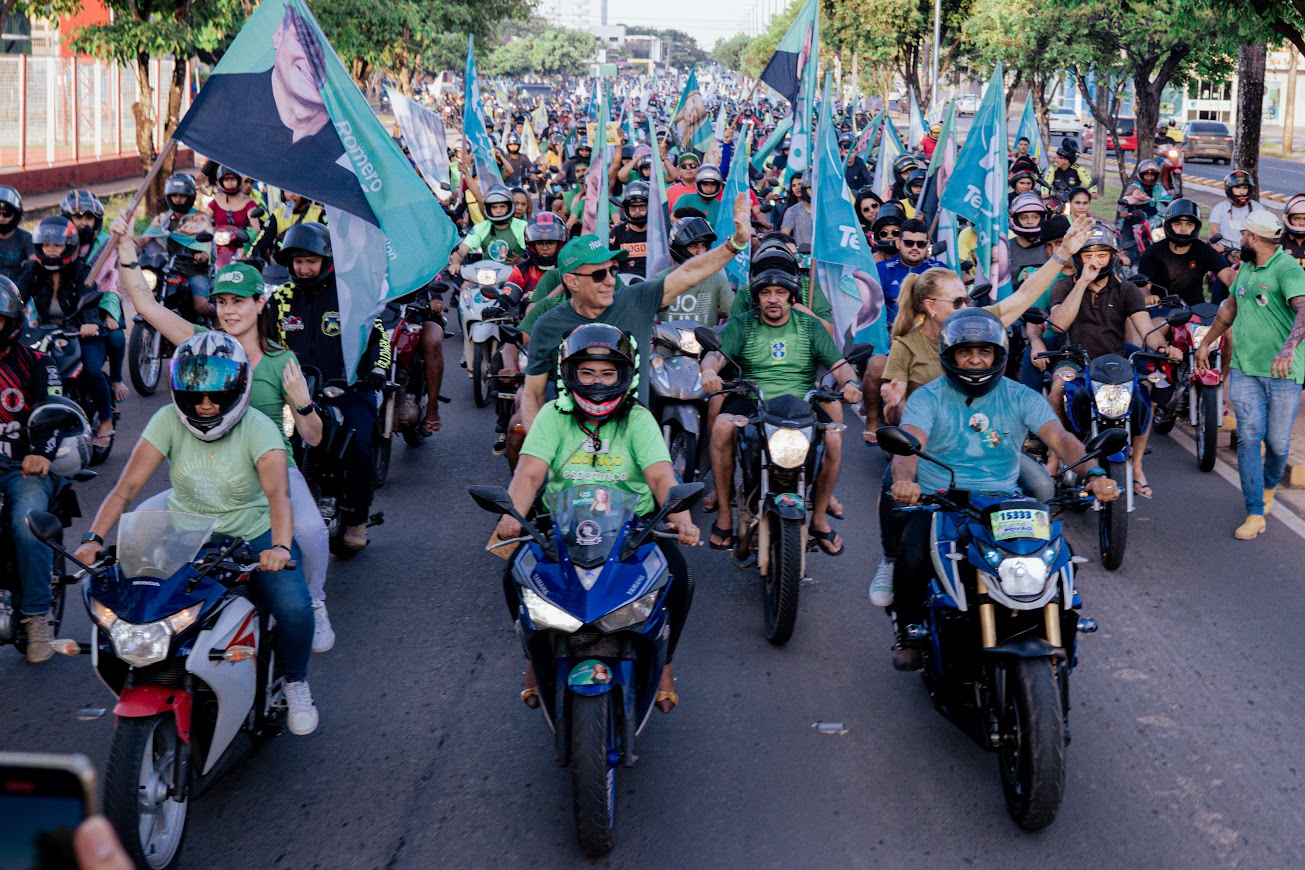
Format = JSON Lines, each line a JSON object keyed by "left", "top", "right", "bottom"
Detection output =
{"left": 1243, "top": 210, "right": 1283, "bottom": 240}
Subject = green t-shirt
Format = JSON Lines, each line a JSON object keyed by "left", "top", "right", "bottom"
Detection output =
{"left": 521, "top": 402, "right": 670, "bottom": 515}
{"left": 671, "top": 193, "right": 721, "bottom": 224}
{"left": 464, "top": 217, "right": 527, "bottom": 258}
{"left": 729, "top": 271, "right": 833, "bottom": 323}
{"left": 141, "top": 406, "right": 285, "bottom": 541}
{"left": 653, "top": 266, "right": 733, "bottom": 325}
{"left": 718, "top": 309, "right": 844, "bottom": 399}
{"left": 196, "top": 328, "right": 300, "bottom": 466}
{"left": 523, "top": 273, "right": 629, "bottom": 337}
{"left": 526, "top": 278, "right": 664, "bottom": 403}
{"left": 1230, "top": 248, "right": 1305, "bottom": 383}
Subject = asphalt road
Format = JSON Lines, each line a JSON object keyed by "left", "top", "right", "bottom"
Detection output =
{"left": 4, "top": 334, "right": 1305, "bottom": 868}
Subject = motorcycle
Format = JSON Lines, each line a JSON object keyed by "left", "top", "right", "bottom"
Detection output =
{"left": 1169, "top": 300, "right": 1226, "bottom": 471}
{"left": 1159, "top": 142, "right": 1184, "bottom": 197}
{"left": 457, "top": 259, "right": 516, "bottom": 408}
{"left": 876, "top": 424, "right": 1128, "bottom": 831}
{"left": 129, "top": 232, "right": 214, "bottom": 396}
{"left": 28, "top": 509, "right": 299, "bottom": 870}
{"left": 694, "top": 326, "right": 872, "bottom": 644}
{"left": 468, "top": 480, "right": 702, "bottom": 857}
{"left": 381, "top": 296, "right": 451, "bottom": 450}
{"left": 649, "top": 320, "right": 707, "bottom": 481}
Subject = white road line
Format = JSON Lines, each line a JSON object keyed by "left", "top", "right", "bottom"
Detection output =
{"left": 1167, "top": 428, "right": 1305, "bottom": 542}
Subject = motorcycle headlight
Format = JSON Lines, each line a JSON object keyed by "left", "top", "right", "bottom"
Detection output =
{"left": 214, "top": 231, "right": 233, "bottom": 247}
{"left": 520, "top": 586, "right": 583, "bottom": 633}
{"left": 142, "top": 270, "right": 159, "bottom": 291}
{"left": 997, "top": 557, "right": 1050, "bottom": 599}
{"left": 1093, "top": 383, "right": 1133, "bottom": 419}
{"left": 476, "top": 269, "right": 498, "bottom": 286}
{"left": 97, "top": 602, "right": 202, "bottom": 668}
{"left": 596, "top": 590, "right": 660, "bottom": 632}
{"left": 677, "top": 329, "right": 702, "bottom": 355}
{"left": 764, "top": 424, "right": 812, "bottom": 469}
{"left": 1189, "top": 324, "right": 1210, "bottom": 349}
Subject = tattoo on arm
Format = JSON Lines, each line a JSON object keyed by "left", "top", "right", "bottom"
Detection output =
{"left": 1282, "top": 296, "right": 1305, "bottom": 353}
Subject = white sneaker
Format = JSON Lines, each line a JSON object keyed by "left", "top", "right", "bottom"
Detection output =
{"left": 869, "top": 560, "right": 895, "bottom": 607}
{"left": 311, "top": 600, "right": 335, "bottom": 653}
{"left": 284, "top": 680, "right": 319, "bottom": 735}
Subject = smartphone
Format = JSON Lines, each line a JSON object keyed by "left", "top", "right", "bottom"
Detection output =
{"left": 0, "top": 752, "right": 96, "bottom": 870}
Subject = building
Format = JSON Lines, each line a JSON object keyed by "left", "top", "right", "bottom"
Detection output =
{"left": 624, "top": 34, "right": 664, "bottom": 74}
{"left": 541, "top": 0, "right": 597, "bottom": 32}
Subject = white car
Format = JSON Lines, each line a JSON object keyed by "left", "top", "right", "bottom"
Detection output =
{"left": 1049, "top": 107, "right": 1085, "bottom": 135}
{"left": 956, "top": 94, "right": 981, "bottom": 115}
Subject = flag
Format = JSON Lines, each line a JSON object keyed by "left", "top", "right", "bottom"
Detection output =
{"left": 854, "top": 109, "right": 882, "bottom": 162}
{"left": 940, "top": 63, "right": 1011, "bottom": 301}
{"left": 786, "top": 1, "right": 820, "bottom": 174}
{"left": 872, "top": 115, "right": 905, "bottom": 202}
{"left": 751, "top": 115, "right": 793, "bottom": 172}
{"left": 712, "top": 129, "right": 750, "bottom": 289}
{"left": 672, "top": 69, "right": 714, "bottom": 154}
{"left": 915, "top": 98, "right": 957, "bottom": 227}
{"left": 170, "top": 0, "right": 455, "bottom": 382}
{"left": 908, "top": 90, "right": 925, "bottom": 153}
{"left": 645, "top": 112, "right": 672, "bottom": 277}
{"left": 703, "top": 101, "right": 727, "bottom": 167}
{"left": 531, "top": 104, "right": 547, "bottom": 135}
{"left": 812, "top": 73, "right": 887, "bottom": 354}
{"left": 1015, "top": 94, "right": 1048, "bottom": 170}
{"left": 757, "top": 0, "right": 817, "bottom": 103}
{"left": 583, "top": 79, "right": 613, "bottom": 238}
{"left": 521, "top": 121, "right": 542, "bottom": 162}
{"left": 386, "top": 86, "right": 451, "bottom": 193}
{"left": 463, "top": 36, "right": 504, "bottom": 189}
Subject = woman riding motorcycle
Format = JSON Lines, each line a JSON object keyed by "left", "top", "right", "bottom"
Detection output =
{"left": 492, "top": 324, "right": 700, "bottom": 713}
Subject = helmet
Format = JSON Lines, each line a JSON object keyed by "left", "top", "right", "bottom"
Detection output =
{"left": 27, "top": 397, "right": 92, "bottom": 477}
{"left": 619, "top": 180, "right": 650, "bottom": 224}
{"left": 1010, "top": 154, "right": 1039, "bottom": 177}
{"left": 505, "top": 132, "right": 521, "bottom": 150}
{"left": 892, "top": 154, "right": 918, "bottom": 182}
{"left": 751, "top": 236, "right": 799, "bottom": 276}
{"left": 1136, "top": 159, "right": 1161, "bottom": 178}
{"left": 1055, "top": 144, "right": 1077, "bottom": 162}
{"left": 939, "top": 308, "right": 1008, "bottom": 399}
{"left": 0, "top": 275, "right": 24, "bottom": 351}
{"left": 58, "top": 189, "right": 104, "bottom": 245}
{"left": 169, "top": 332, "right": 253, "bottom": 443}
{"left": 1284, "top": 194, "right": 1305, "bottom": 235}
{"left": 905, "top": 168, "right": 927, "bottom": 191}
{"left": 929, "top": 122, "right": 942, "bottom": 137}
{"left": 215, "top": 165, "right": 242, "bottom": 191}
{"left": 524, "top": 213, "right": 567, "bottom": 268}
{"left": 1009, "top": 192, "right": 1048, "bottom": 239}
{"left": 482, "top": 186, "right": 514, "bottom": 227}
{"left": 871, "top": 203, "right": 907, "bottom": 253}
{"left": 576, "top": 137, "right": 592, "bottom": 154}
{"left": 669, "top": 216, "right": 717, "bottom": 264}
{"left": 1224, "top": 170, "right": 1254, "bottom": 206}
{"left": 1072, "top": 223, "right": 1119, "bottom": 276}
{"left": 1008, "top": 168, "right": 1038, "bottom": 191}
{"left": 749, "top": 268, "right": 801, "bottom": 312}
{"left": 0, "top": 186, "right": 22, "bottom": 232}
{"left": 163, "top": 173, "right": 197, "bottom": 212}
{"left": 275, "top": 222, "right": 334, "bottom": 288}
{"left": 1162, "top": 199, "right": 1202, "bottom": 244}
{"left": 837, "top": 132, "right": 855, "bottom": 149}
{"left": 694, "top": 165, "right": 724, "bottom": 197}
{"left": 32, "top": 217, "right": 79, "bottom": 271}
{"left": 557, "top": 323, "right": 638, "bottom": 423}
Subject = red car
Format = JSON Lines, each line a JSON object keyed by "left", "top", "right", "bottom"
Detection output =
{"left": 1083, "top": 117, "right": 1138, "bottom": 153}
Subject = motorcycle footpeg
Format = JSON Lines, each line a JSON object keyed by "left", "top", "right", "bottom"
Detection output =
{"left": 904, "top": 624, "right": 931, "bottom": 641}
{"left": 366, "top": 512, "right": 385, "bottom": 527}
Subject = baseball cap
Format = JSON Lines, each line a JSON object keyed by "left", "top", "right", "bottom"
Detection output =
{"left": 212, "top": 263, "right": 266, "bottom": 297}
{"left": 557, "top": 235, "right": 629, "bottom": 275}
{"left": 1243, "top": 210, "right": 1283, "bottom": 240}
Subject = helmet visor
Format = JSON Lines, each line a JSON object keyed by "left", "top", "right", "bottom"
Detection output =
{"left": 171, "top": 352, "right": 245, "bottom": 395}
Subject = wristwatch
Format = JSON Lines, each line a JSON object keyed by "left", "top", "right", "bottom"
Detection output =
{"left": 81, "top": 532, "right": 104, "bottom": 546}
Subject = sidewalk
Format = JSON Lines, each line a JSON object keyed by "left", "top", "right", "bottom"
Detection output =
{"left": 20, "top": 159, "right": 200, "bottom": 220}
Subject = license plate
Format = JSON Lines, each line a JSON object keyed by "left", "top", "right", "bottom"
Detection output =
{"left": 990, "top": 508, "right": 1050, "bottom": 542}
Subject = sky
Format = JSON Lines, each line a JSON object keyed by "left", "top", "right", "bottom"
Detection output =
{"left": 604, "top": 0, "right": 764, "bottom": 52}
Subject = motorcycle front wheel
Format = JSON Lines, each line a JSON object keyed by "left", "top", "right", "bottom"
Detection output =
{"left": 665, "top": 423, "right": 698, "bottom": 483}
{"left": 1196, "top": 384, "right": 1219, "bottom": 472}
{"left": 763, "top": 514, "right": 803, "bottom": 645}
{"left": 104, "top": 713, "right": 190, "bottom": 870}
{"left": 472, "top": 340, "right": 494, "bottom": 408}
{"left": 570, "top": 693, "right": 617, "bottom": 857}
{"left": 996, "top": 658, "right": 1066, "bottom": 831}
{"left": 128, "top": 323, "right": 162, "bottom": 396}
{"left": 1098, "top": 459, "right": 1128, "bottom": 571}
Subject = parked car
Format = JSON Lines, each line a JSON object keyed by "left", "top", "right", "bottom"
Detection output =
{"left": 1083, "top": 117, "right": 1138, "bottom": 153}
{"left": 956, "top": 93, "right": 982, "bottom": 115}
{"left": 1048, "top": 107, "right": 1085, "bottom": 135}
{"left": 1180, "top": 120, "right": 1235, "bottom": 164}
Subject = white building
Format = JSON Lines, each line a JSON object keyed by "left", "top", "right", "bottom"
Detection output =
{"left": 541, "top": 0, "right": 596, "bottom": 32}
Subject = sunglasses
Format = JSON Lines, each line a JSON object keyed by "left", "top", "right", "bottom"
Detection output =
{"left": 575, "top": 266, "right": 615, "bottom": 282}
{"left": 877, "top": 229, "right": 900, "bottom": 239}
{"left": 930, "top": 296, "right": 967, "bottom": 310}
{"left": 681, "top": 163, "right": 699, "bottom": 170}
{"left": 900, "top": 238, "right": 929, "bottom": 249}
{"left": 860, "top": 206, "right": 877, "bottom": 214}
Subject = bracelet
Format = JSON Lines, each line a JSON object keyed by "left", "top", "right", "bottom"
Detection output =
{"left": 293, "top": 401, "right": 315, "bottom": 415}
{"left": 725, "top": 235, "right": 748, "bottom": 254}
{"left": 701, "top": 370, "right": 718, "bottom": 378}
{"left": 272, "top": 543, "right": 292, "bottom": 553}
{"left": 118, "top": 260, "right": 139, "bottom": 269}
{"left": 1050, "top": 251, "right": 1068, "bottom": 265}
{"left": 1086, "top": 466, "right": 1108, "bottom": 479}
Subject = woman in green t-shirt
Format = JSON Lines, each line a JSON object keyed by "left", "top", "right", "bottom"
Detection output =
{"left": 494, "top": 324, "right": 700, "bottom": 714}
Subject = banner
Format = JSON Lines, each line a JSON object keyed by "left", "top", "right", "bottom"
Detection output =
{"left": 644, "top": 112, "right": 672, "bottom": 277}
{"left": 583, "top": 79, "right": 612, "bottom": 239}
{"left": 463, "top": 35, "right": 504, "bottom": 189}
{"left": 521, "top": 121, "right": 542, "bottom": 162}
{"left": 757, "top": 0, "right": 817, "bottom": 103}
{"left": 915, "top": 98, "right": 957, "bottom": 227}
{"left": 1015, "top": 94, "right": 1048, "bottom": 170}
{"left": 786, "top": 2, "right": 820, "bottom": 174}
{"left": 672, "top": 69, "right": 714, "bottom": 154}
{"left": 854, "top": 109, "right": 882, "bottom": 162}
{"left": 385, "top": 86, "right": 451, "bottom": 193}
{"left": 712, "top": 128, "right": 750, "bottom": 288}
{"left": 751, "top": 115, "right": 793, "bottom": 172}
{"left": 908, "top": 89, "right": 925, "bottom": 153}
{"left": 871, "top": 115, "right": 905, "bottom": 202}
{"left": 170, "top": 0, "right": 456, "bottom": 382}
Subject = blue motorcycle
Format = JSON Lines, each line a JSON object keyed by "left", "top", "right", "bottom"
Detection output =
{"left": 877, "top": 425, "right": 1126, "bottom": 831}
{"left": 469, "top": 480, "right": 701, "bottom": 857}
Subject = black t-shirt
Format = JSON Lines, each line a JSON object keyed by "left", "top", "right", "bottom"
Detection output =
{"left": 1283, "top": 234, "right": 1305, "bottom": 270}
{"left": 0, "top": 230, "right": 35, "bottom": 280}
{"left": 608, "top": 222, "right": 648, "bottom": 277}
{"left": 1137, "top": 240, "right": 1228, "bottom": 306}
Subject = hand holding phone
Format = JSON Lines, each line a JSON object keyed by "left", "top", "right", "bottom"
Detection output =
{"left": 0, "top": 752, "right": 95, "bottom": 870}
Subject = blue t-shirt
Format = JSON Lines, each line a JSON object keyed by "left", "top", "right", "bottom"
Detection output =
{"left": 901, "top": 377, "right": 1057, "bottom": 495}
{"left": 876, "top": 255, "right": 946, "bottom": 322}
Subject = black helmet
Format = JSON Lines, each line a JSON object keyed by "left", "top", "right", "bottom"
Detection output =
{"left": 1039, "top": 214, "right": 1071, "bottom": 247}
{"left": 1162, "top": 199, "right": 1202, "bottom": 244}
{"left": 871, "top": 203, "right": 907, "bottom": 253}
{"left": 59, "top": 189, "right": 104, "bottom": 245}
{"left": 275, "top": 222, "right": 334, "bottom": 288}
{"left": 1008, "top": 168, "right": 1038, "bottom": 191}
{"left": 0, "top": 275, "right": 24, "bottom": 351}
{"left": 525, "top": 213, "right": 567, "bottom": 268}
{"left": 557, "top": 323, "right": 638, "bottom": 423}
{"left": 164, "top": 173, "right": 197, "bottom": 213}
{"left": 892, "top": 154, "right": 918, "bottom": 182}
{"left": 483, "top": 186, "right": 514, "bottom": 227}
{"left": 32, "top": 217, "right": 79, "bottom": 271}
{"left": 620, "top": 180, "right": 650, "bottom": 224}
{"left": 505, "top": 132, "right": 521, "bottom": 150}
{"left": 939, "top": 308, "right": 1008, "bottom": 399}
{"left": 0, "top": 186, "right": 22, "bottom": 232}
{"left": 215, "top": 165, "right": 242, "bottom": 192}
{"left": 170, "top": 332, "right": 253, "bottom": 442}
{"left": 576, "top": 137, "right": 592, "bottom": 155}
{"left": 1072, "top": 223, "right": 1119, "bottom": 276}
{"left": 1055, "top": 144, "right": 1077, "bottom": 162}
{"left": 669, "top": 216, "right": 717, "bottom": 264}
{"left": 694, "top": 165, "right": 724, "bottom": 197}
{"left": 905, "top": 167, "right": 927, "bottom": 191}
{"left": 1224, "top": 169, "right": 1253, "bottom": 206}
{"left": 749, "top": 268, "right": 801, "bottom": 312}
{"left": 838, "top": 132, "right": 855, "bottom": 149}
{"left": 751, "top": 236, "right": 798, "bottom": 276}
{"left": 27, "top": 397, "right": 92, "bottom": 476}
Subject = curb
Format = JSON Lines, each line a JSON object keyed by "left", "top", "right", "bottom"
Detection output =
{"left": 1184, "top": 174, "right": 1290, "bottom": 204}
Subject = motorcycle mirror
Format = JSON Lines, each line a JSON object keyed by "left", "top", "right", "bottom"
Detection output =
{"left": 1083, "top": 428, "right": 1128, "bottom": 459}
{"left": 467, "top": 485, "right": 514, "bottom": 516}
{"left": 692, "top": 326, "right": 722, "bottom": 353}
{"left": 875, "top": 426, "right": 920, "bottom": 457}
{"left": 842, "top": 343, "right": 875, "bottom": 368}
{"left": 1022, "top": 306, "right": 1048, "bottom": 325}
{"left": 931, "top": 239, "right": 948, "bottom": 256}
{"left": 248, "top": 207, "right": 265, "bottom": 220}
{"left": 661, "top": 482, "right": 704, "bottom": 516}
{"left": 968, "top": 283, "right": 993, "bottom": 304}
{"left": 194, "top": 232, "right": 214, "bottom": 243}
{"left": 25, "top": 510, "right": 62, "bottom": 545}
{"left": 1165, "top": 308, "right": 1193, "bottom": 328}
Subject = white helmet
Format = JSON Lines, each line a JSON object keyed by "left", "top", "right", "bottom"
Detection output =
{"left": 169, "top": 332, "right": 252, "bottom": 442}
{"left": 27, "top": 398, "right": 91, "bottom": 476}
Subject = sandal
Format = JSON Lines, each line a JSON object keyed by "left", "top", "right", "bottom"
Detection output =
{"left": 863, "top": 430, "right": 878, "bottom": 445}
{"left": 826, "top": 496, "right": 844, "bottom": 520}
{"left": 1133, "top": 481, "right": 1153, "bottom": 500}
{"left": 702, "top": 491, "right": 719, "bottom": 513}
{"left": 111, "top": 381, "right": 129, "bottom": 403}
{"left": 519, "top": 687, "right": 540, "bottom": 709}
{"left": 654, "top": 689, "right": 678, "bottom": 714}
{"left": 422, "top": 416, "right": 442, "bottom": 434}
{"left": 708, "top": 523, "right": 734, "bottom": 550}
{"left": 808, "top": 527, "right": 844, "bottom": 557}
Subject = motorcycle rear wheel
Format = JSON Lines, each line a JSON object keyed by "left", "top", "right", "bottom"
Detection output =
{"left": 1195, "top": 384, "right": 1219, "bottom": 472}
{"left": 128, "top": 323, "right": 162, "bottom": 396}
{"left": 996, "top": 658, "right": 1066, "bottom": 831}
{"left": 1098, "top": 459, "right": 1128, "bottom": 571}
{"left": 105, "top": 713, "right": 189, "bottom": 870}
{"left": 666, "top": 424, "right": 698, "bottom": 483}
{"left": 763, "top": 515, "right": 803, "bottom": 645}
{"left": 570, "top": 693, "right": 617, "bottom": 857}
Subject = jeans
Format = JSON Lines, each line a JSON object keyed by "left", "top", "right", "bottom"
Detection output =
{"left": 878, "top": 464, "right": 906, "bottom": 561}
{"left": 6, "top": 470, "right": 55, "bottom": 616}
{"left": 1228, "top": 370, "right": 1302, "bottom": 515}
{"left": 186, "top": 273, "right": 212, "bottom": 299}
{"left": 79, "top": 338, "right": 113, "bottom": 421}
{"left": 246, "top": 530, "right": 312, "bottom": 682}
{"left": 327, "top": 391, "right": 378, "bottom": 526}
{"left": 1020, "top": 334, "right": 1062, "bottom": 393}
{"left": 105, "top": 326, "right": 125, "bottom": 384}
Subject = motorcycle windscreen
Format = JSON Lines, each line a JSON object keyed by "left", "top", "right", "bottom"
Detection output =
{"left": 117, "top": 510, "right": 218, "bottom": 579}
{"left": 544, "top": 486, "right": 639, "bottom": 570}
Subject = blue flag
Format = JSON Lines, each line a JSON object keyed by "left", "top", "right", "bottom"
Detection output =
{"left": 940, "top": 63, "right": 1011, "bottom": 301}
{"left": 786, "top": 3, "right": 820, "bottom": 174}
{"left": 386, "top": 86, "right": 450, "bottom": 193}
{"left": 463, "top": 35, "right": 503, "bottom": 189}
{"left": 712, "top": 129, "right": 750, "bottom": 289}
{"left": 171, "top": 0, "right": 456, "bottom": 381}
{"left": 1015, "top": 94, "right": 1048, "bottom": 170}
{"left": 672, "top": 69, "right": 714, "bottom": 154}
{"left": 644, "top": 112, "right": 672, "bottom": 278}
{"left": 750, "top": 115, "right": 793, "bottom": 172}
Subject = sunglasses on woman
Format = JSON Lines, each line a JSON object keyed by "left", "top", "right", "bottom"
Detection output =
{"left": 930, "top": 296, "right": 967, "bottom": 310}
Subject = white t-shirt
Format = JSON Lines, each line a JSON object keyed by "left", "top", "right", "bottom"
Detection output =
{"left": 1208, "top": 199, "right": 1267, "bottom": 239}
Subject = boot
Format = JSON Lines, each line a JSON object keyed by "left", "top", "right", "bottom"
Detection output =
{"left": 23, "top": 614, "right": 53, "bottom": 664}
{"left": 342, "top": 524, "right": 368, "bottom": 550}
{"left": 1234, "top": 514, "right": 1267, "bottom": 541}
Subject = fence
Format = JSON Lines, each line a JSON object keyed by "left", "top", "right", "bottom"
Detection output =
{"left": 0, "top": 55, "right": 190, "bottom": 172}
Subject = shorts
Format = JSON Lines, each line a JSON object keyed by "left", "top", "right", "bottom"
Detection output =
{"left": 720, "top": 392, "right": 832, "bottom": 423}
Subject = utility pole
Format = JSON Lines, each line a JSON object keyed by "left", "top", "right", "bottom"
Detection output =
{"left": 1286, "top": 48, "right": 1299, "bottom": 154}
{"left": 931, "top": 0, "right": 941, "bottom": 109}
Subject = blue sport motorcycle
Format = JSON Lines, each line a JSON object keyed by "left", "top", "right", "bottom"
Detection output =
{"left": 877, "top": 425, "right": 1126, "bottom": 831}
{"left": 469, "top": 480, "right": 701, "bottom": 857}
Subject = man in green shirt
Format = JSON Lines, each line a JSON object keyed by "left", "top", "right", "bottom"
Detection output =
{"left": 700, "top": 270, "right": 863, "bottom": 555}
{"left": 1195, "top": 210, "right": 1305, "bottom": 540}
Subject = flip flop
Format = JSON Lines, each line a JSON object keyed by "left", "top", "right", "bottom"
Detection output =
{"left": 808, "top": 527, "right": 844, "bottom": 557}
{"left": 862, "top": 430, "right": 878, "bottom": 445}
{"left": 519, "top": 687, "right": 540, "bottom": 709}
{"left": 708, "top": 523, "right": 734, "bottom": 550}
{"left": 422, "top": 417, "right": 442, "bottom": 434}
{"left": 654, "top": 689, "right": 678, "bottom": 714}
{"left": 826, "top": 500, "right": 844, "bottom": 520}
{"left": 1133, "top": 481, "right": 1153, "bottom": 500}
{"left": 702, "top": 492, "right": 719, "bottom": 514}
{"left": 111, "top": 382, "right": 129, "bottom": 403}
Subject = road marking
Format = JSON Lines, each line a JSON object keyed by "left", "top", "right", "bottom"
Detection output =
{"left": 1167, "top": 428, "right": 1305, "bottom": 542}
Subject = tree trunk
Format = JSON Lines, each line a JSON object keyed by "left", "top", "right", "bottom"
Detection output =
{"left": 1132, "top": 79, "right": 1160, "bottom": 163}
{"left": 1235, "top": 42, "right": 1266, "bottom": 196}
{"left": 132, "top": 53, "right": 163, "bottom": 215}
{"left": 1285, "top": 48, "right": 1298, "bottom": 154}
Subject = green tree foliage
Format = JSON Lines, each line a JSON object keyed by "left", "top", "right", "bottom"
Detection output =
{"left": 483, "top": 27, "right": 598, "bottom": 77}
{"left": 619, "top": 26, "right": 708, "bottom": 70}
{"left": 712, "top": 34, "right": 751, "bottom": 71}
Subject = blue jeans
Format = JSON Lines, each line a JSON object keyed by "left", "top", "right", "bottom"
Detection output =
{"left": 246, "top": 530, "right": 312, "bottom": 682}
{"left": 79, "top": 338, "right": 113, "bottom": 421}
{"left": 186, "top": 273, "right": 212, "bottom": 299}
{"left": 4, "top": 470, "right": 56, "bottom": 616}
{"left": 1228, "top": 370, "right": 1302, "bottom": 515}
{"left": 105, "top": 326, "right": 125, "bottom": 384}
{"left": 1020, "top": 334, "right": 1061, "bottom": 392}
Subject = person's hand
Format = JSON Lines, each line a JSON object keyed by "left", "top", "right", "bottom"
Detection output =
{"left": 283, "top": 357, "right": 311, "bottom": 408}
{"left": 667, "top": 511, "right": 700, "bottom": 547}
{"left": 363, "top": 368, "right": 388, "bottom": 390}
{"left": 21, "top": 454, "right": 50, "bottom": 477}
{"left": 73, "top": 541, "right": 102, "bottom": 565}
{"left": 1057, "top": 214, "right": 1097, "bottom": 257}
{"left": 1272, "top": 346, "right": 1297, "bottom": 379}
{"left": 429, "top": 296, "right": 445, "bottom": 317}
{"left": 1077, "top": 260, "right": 1103, "bottom": 285}
{"left": 891, "top": 481, "right": 922, "bottom": 506}
{"left": 79, "top": 324, "right": 99, "bottom": 337}
{"left": 701, "top": 371, "right": 724, "bottom": 394}
{"left": 730, "top": 192, "right": 751, "bottom": 247}
{"left": 105, "top": 316, "right": 119, "bottom": 331}
{"left": 1144, "top": 294, "right": 1160, "bottom": 307}
{"left": 495, "top": 513, "right": 523, "bottom": 540}
{"left": 258, "top": 546, "right": 291, "bottom": 573}
{"left": 1194, "top": 342, "right": 1212, "bottom": 373}
{"left": 75, "top": 816, "right": 134, "bottom": 870}
{"left": 1165, "top": 344, "right": 1183, "bottom": 362}
{"left": 1087, "top": 475, "right": 1119, "bottom": 502}
{"left": 841, "top": 381, "right": 863, "bottom": 405}
{"left": 880, "top": 380, "right": 906, "bottom": 409}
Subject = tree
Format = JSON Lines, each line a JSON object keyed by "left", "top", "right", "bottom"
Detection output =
{"left": 963, "top": 0, "right": 1066, "bottom": 145}
{"left": 619, "top": 26, "right": 708, "bottom": 70}
{"left": 1235, "top": 43, "right": 1267, "bottom": 193}
{"left": 712, "top": 34, "right": 751, "bottom": 71}
{"left": 1, "top": 0, "right": 80, "bottom": 52}
{"left": 484, "top": 28, "right": 596, "bottom": 77}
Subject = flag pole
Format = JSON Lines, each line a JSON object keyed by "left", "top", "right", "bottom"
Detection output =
{"left": 87, "top": 137, "right": 178, "bottom": 287}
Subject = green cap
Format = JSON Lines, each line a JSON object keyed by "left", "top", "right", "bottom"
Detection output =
{"left": 212, "top": 263, "right": 266, "bottom": 297}
{"left": 557, "top": 235, "right": 628, "bottom": 276}
{"left": 676, "top": 152, "right": 702, "bottom": 167}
